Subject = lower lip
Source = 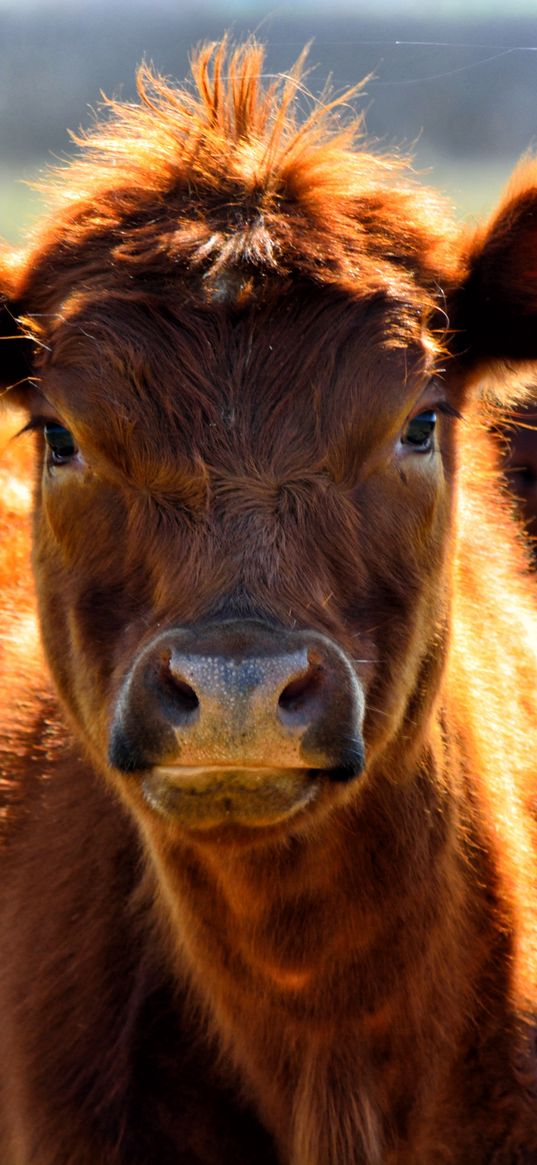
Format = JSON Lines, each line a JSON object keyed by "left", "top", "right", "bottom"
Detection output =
{"left": 141, "top": 765, "right": 319, "bottom": 830}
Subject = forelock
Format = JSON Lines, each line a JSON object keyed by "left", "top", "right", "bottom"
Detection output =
{"left": 15, "top": 39, "right": 462, "bottom": 317}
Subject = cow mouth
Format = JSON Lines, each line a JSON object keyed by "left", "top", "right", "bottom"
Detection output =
{"left": 141, "top": 764, "right": 322, "bottom": 830}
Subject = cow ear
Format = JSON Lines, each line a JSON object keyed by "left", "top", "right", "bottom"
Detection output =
{"left": 0, "top": 292, "right": 34, "bottom": 407}
{"left": 452, "top": 159, "right": 537, "bottom": 400}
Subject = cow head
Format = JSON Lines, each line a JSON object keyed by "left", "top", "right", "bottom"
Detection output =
{"left": 1, "top": 44, "right": 536, "bottom": 844}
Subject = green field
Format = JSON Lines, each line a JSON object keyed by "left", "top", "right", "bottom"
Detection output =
{"left": 0, "top": 164, "right": 50, "bottom": 245}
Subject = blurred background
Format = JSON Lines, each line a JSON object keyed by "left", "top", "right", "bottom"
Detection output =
{"left": 1, "top": 0, "right": 537, "bottom": 242}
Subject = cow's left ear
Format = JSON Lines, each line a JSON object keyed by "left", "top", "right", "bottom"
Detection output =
{"left": 0, "top": 248, "right": 34, "bottom": 405}
{"left": 452, "top": 160, "right": 537, "bottom": 398}
{"left": 0, "top": 293, "right": 34, "bottom": 406}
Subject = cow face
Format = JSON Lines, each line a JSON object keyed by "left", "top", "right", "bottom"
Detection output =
{"left": 1, "top": 276, "right": 460, "bottom": 840}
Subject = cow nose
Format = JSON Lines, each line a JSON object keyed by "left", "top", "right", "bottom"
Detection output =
{"left": 109, "top": 620, "right": 365, "bottom": 781}
{"left": 164, "top": 647, "right": 325, "bottom": 731}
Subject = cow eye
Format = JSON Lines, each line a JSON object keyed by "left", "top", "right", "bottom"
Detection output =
{"left": 43, "top": 422, "right": 78, "bottom": 464}
{"left": 402, "top": 410, "right": 437, "bottom": 452}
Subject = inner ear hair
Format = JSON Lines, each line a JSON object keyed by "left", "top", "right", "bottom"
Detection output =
{"left": 0, "top": 298, "right": 35, "bottom": 405}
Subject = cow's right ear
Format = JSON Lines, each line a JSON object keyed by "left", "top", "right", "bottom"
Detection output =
{"left": 451, "top": 159, "right": 537, "bottom": 400}
{"left": 0, "top": 291, "right": 34, "bottom": 408}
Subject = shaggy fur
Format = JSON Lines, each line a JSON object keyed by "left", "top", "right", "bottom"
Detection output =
{"left": 1, "top": 40, "right": 537, "bottom": 1164}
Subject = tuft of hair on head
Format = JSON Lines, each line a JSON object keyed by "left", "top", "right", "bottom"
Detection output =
{"left": 10, "top": 39, "right": 459, "bottom": 316}
{"left": 34, "top": 38, "right": 395, "bottom": 225}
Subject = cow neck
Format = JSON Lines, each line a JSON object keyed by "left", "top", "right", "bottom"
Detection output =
{"left": 142, "top": 741, "right": 486, "bottom": 1165}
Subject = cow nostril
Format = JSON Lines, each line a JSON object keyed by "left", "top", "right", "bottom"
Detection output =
{"left": 278, "top": 663, "right": 323, "bottom": 720}
{"left": 169, "top": 676, "right": 200, "bottom": 713}
{"left": 158, "top": 658, "right": 200, "bottom": 722}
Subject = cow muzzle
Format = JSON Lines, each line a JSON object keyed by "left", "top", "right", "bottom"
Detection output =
{"left": 109, "top": 620, "right": 365, "bottom": 831}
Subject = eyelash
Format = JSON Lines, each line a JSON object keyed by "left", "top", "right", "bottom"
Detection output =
{"left": 435, "top": 401, "right": 462, "bottom": 421}
{"left": 18, "top": 415, "right": 58, "bottom": 438}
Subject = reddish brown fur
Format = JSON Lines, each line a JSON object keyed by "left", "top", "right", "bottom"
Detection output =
{"left": 1, "top": 41, "right": 537, "bottom": 1164}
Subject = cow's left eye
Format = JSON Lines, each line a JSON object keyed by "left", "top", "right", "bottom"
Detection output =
{"left": 402, "top": 411, "right": 437, "bottom": 452}
{"left": 44, "top": 422, "right": 78, "bottom": 464}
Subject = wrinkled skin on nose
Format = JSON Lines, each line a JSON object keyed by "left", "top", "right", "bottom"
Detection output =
{"left": 109, "top": 621, "right": 365, "bottom": 833}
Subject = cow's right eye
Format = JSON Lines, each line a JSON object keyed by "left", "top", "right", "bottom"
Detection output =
{"left": 43, "top": 422, "right": 78, "bottom": 465}
{"left": 402, "top": 410, "right": 437, "bottom": 452}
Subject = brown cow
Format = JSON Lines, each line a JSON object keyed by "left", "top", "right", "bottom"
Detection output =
{"left": 1, "top": 41, "right": 537, "bottom": 1165}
